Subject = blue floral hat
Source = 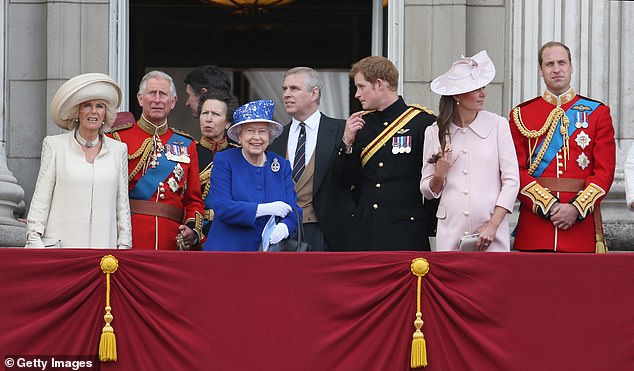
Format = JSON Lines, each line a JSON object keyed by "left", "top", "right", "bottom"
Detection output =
{"left": 227, "top": 99, "right": 283, "bottom": 142}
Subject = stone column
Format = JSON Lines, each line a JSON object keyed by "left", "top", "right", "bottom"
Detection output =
{"left": 0, "top": 1, "right": 27, "bottom": 247}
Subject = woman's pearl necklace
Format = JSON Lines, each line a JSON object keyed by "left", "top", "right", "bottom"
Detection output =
{"left": 75, "top": 130, "right": 100, "bottom": 148}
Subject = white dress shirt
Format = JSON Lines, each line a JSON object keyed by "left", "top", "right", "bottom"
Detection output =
{"left": 287, "top": 111, "right": 321, "bottom": 170}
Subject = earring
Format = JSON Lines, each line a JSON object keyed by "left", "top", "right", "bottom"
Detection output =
{"left": 101, "top": 121, "right": 105, "bottom": 126}
{"left": 456, "top": 101, "right": 460, "bottom": 106}
{"left": 74, "top": 118, "right": 79, "bottom": 122}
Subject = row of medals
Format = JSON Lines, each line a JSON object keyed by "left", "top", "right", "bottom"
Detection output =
{"left": 392, "top": 135, "right": 412, "bottom": 154}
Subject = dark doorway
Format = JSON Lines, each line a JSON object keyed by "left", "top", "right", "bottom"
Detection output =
{"left": 129, "top": 0, "right": 374, "bottom": 133}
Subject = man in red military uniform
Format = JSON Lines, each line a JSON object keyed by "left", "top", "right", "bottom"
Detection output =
{"left": 510, "top": 41, "right": 616, "bottom": 253}
{"left": 110, "top": 70, "right": 204, "bottom": 250}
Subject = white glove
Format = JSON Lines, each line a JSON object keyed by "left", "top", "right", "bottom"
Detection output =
{"left": 25, "top": 232, "right": 45, "bottom": 248}
{"left": 269, "top": 223, "right": 289, "bottom": 244}
{"left": 256, "top": 201, "right": 292, "bottom": 218}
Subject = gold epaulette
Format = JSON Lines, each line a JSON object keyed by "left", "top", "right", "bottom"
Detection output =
{"left": 171, "top": 128, "right": 196, "bottom": 141}
{"left": 576, "top": 94, "right": 606, "bottom": 107}
{"left": 520, "top": 180, "right": 557, "bottom": 216}
{"left": 110, "top": 122, "right": 134, "bottom": 134}
{"left": 572, "top": 183, "right": 605, "bottom": 218}
{"left": 409, "top": 104, "right": 435, "bottom": 116}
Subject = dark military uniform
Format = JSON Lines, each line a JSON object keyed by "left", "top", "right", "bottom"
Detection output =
{"left": 197, "top": 136, "right": 239, "bottom": 241}
{"left": 334, "top": 97, "right": 436, "bottom": 251}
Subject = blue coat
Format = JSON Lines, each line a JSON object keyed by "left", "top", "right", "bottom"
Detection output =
{"left": 203, "top": 148, "right": 300, "bottom": 251}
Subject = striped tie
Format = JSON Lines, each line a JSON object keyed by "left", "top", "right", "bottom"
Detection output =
{"left": 292, "top": 122, "right": 306, "bottom": 183}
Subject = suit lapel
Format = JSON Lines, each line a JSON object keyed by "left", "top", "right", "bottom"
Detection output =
{"left": 313, "top": 115, "right": 337, "bottom": 193}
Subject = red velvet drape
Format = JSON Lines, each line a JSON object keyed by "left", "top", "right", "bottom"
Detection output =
{"left": 1, "top": 249, "right": 633, "bottom": 371}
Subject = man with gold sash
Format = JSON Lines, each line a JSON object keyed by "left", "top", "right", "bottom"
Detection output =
{"left": 335, "top": 56, "right": 436, "bottom": 251}
{"left": 510, "top": 41, "right": 616, "bottom": 253}
{"left": 196, "top": 90, "right": 239, "bottom": 245}
{"left": 110, "top": 71, "right": 204, "bottom": 250}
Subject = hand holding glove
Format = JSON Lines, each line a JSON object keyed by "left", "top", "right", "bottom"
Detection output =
{"left": 25, "top": 232, "right": 45, "bottom": 248}
{"left": 256, "top": 201, "right": 292, "bottom": 218}
{"left": 269, "top": 223, "right": 289, "bottom": 244}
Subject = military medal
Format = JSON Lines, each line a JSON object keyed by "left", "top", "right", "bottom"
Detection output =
{"left": 173, "top": 163, "right": 185, "bottom": 181}
{"left": 575, "top": 131, "right": 591, "bottom": 150}
{"left": 271, "top": 158, "right": 280, "bottom": 173}
{"left": 575, "top": 112, "right": 582, "bottom": 129}
{"left": 581, "top": 112, "right": 589, "bottom": 128}
{"left": 165, "top": 142, "right": 191, "bottom": 164}
{"left": 167, "top": 177, "right": 179, "bottom": 193}
{"left": 392, "top": 137, "right": 400, "bottom": 154}
{"left": 404, "top": 136, "right": 412, "bottom": 153}
{"left": 577, "top": 153, "right": 590, "bottom": 170}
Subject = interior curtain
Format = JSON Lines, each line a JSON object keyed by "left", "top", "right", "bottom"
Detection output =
{"left": 243, "top": 70, "right": 349, "bottom": 124}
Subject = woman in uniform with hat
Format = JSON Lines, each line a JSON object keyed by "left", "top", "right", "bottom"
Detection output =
{"left": 203, "top": 99, "right": 300, "bottom": 251}
{"left": 25, "top": 73, "right": 132, "bottom": 248}
{"left": 420, "top": 51, "right": 519, "bottom": 251}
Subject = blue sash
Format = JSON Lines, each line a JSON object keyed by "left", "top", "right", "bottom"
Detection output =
{"left": 531, "top": 98, "right": 600, "bottom": 177}
{"left": 130, "top": 133, "right": 192, "bottom": 200}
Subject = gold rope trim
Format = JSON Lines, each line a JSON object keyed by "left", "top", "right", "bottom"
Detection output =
{"left": 360, "top": 107, "right": 420, "bottom": 167}
{"left": 513, "top": 106, "right": 569, "bottom": 175}
{"left": 200, "top": 164, "right": 212, "bottom": 200}
{"left": 127, "top": 138, "right": 155, "bottom": 182}
{"left": 99, "top": 255, "right": 119, "bottom": 362}
{"left": 410, "top": 258, "right": 430, "bottom": 368}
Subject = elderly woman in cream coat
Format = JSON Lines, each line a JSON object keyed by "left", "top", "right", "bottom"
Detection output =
{"left": 420, "top": 51, "right": 519, "bottom": 251}
{"left": 25, "top": 73, "right": 131, "bottom": 248}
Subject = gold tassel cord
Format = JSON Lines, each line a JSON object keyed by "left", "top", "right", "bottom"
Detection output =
{"left": 99, "top": 255, "right": 119, "bottom": 362}
{"left": 410, "top": 258, "right": 430, "bottom": 368}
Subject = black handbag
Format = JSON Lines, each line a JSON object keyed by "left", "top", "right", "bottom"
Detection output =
{"left": 267, "top": 207, "right": 311, "bottom": 252}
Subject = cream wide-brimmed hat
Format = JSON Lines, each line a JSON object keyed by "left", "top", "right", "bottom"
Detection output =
{"left": 227, "top": 99, "right": 283, "bottom": 142}
{"left": 50, "top": 73, "right": 122, "bottom": 130}
{"left": 430, "top": 50, "right": 495, "bottom": 96}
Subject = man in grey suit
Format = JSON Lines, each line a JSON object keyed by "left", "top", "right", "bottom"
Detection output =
{"left": 269, "top": 67, "right": 354, "bottom": 251}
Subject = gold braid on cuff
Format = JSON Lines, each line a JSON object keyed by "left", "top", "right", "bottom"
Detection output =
{"left": 571, "top": 183, "right": 605, "bottom": 219}
{"left": 520, "top": 181, "right": 557, "bottom": 217}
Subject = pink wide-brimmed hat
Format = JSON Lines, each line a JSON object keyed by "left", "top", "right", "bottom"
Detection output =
{"left": 431, "top": 50, "right": 495, "bottom": 96}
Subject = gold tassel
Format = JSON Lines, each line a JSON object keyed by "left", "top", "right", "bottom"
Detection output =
{"left": 99, "top": 255, "right": 119, "bottom": 362}
{"left": 410, "top": 258, "right": 430, "bottom": 368}
{"left": 595, "top": 234, "right": 608, "bottom": 254}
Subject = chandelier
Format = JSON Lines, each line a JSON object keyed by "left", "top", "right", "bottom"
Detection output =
{"left": 204, "top": 0, "right": 294, "bottom": 21}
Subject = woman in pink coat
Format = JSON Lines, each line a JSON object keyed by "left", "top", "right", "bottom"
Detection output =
{"left": 420, "top": 51, "right": 519, "bottom": 251}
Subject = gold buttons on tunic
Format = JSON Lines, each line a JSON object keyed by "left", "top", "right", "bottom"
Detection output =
{"left": 373, "top": 204, "right": 379, "bottom": 209}
{"left": 375, "top": 183, "right": 381, "bottom": 188}
{"left": 378, "top": 162, "right": 384, "bottom": 168}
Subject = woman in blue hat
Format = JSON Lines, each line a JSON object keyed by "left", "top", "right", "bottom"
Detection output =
{"left": 203, "top": 99, "right": 300, "bottom": 251}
